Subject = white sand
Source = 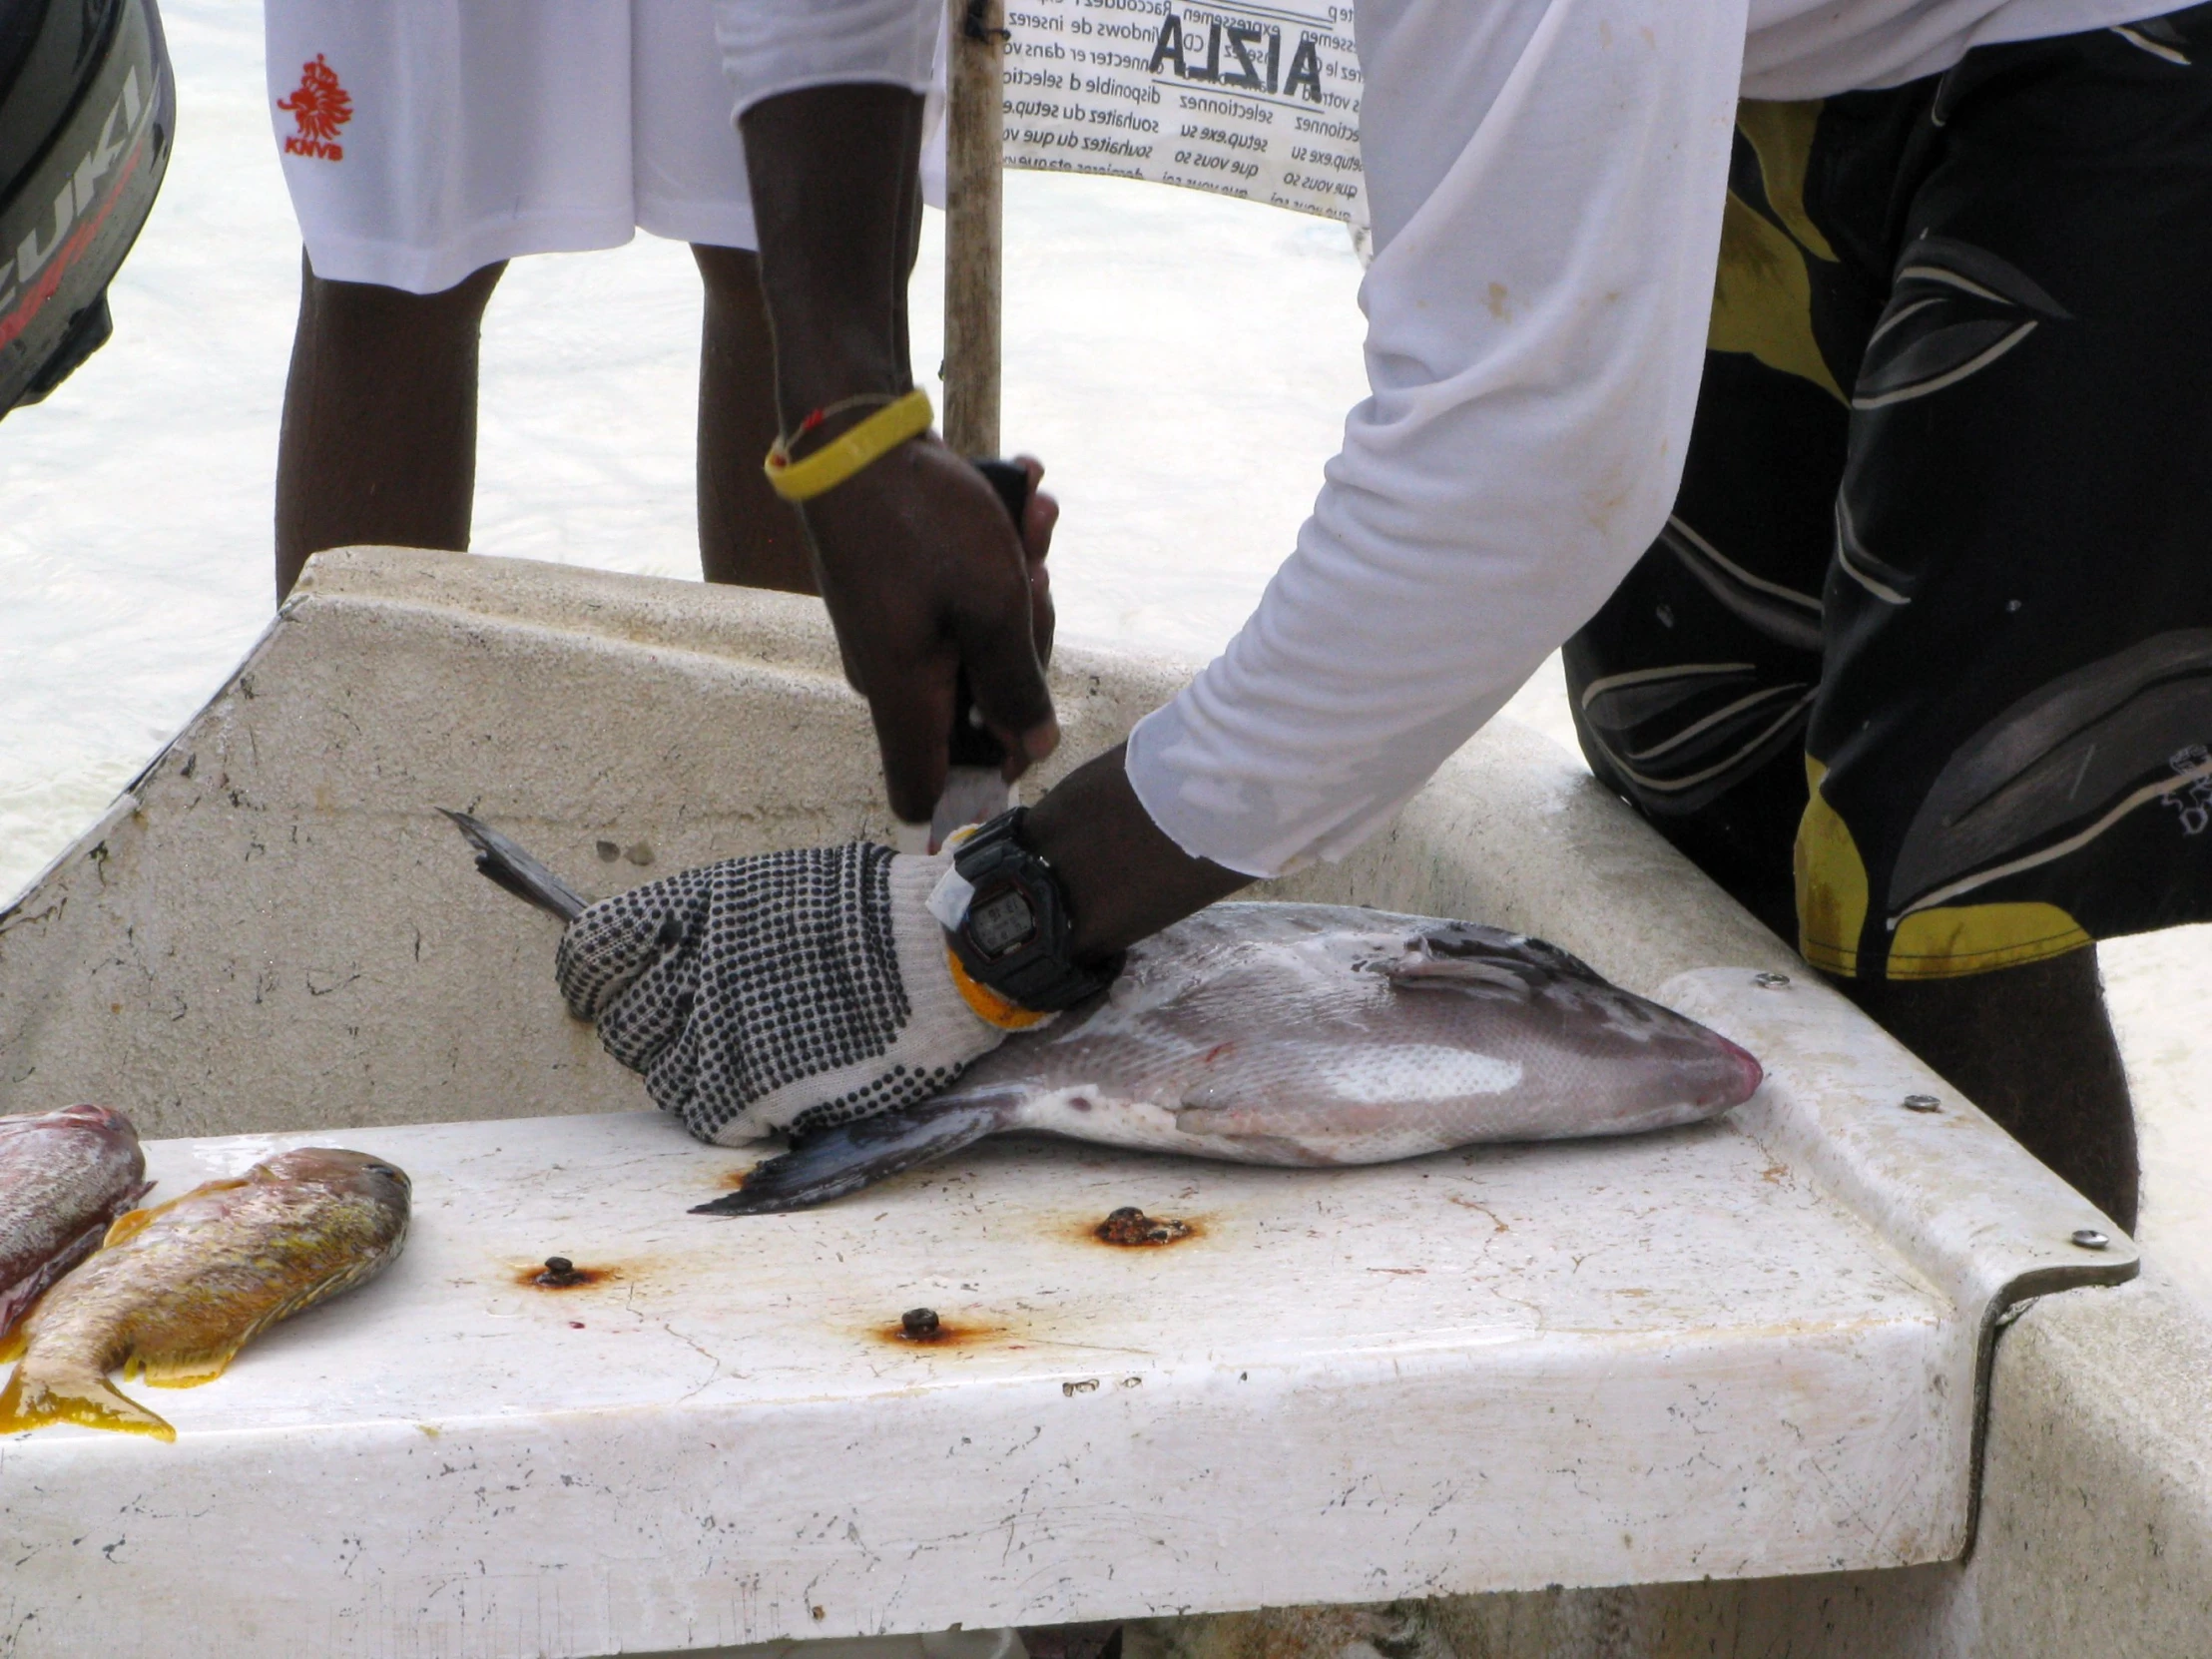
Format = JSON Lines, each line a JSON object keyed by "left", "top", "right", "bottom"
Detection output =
{"left": 4, "top": 4, "right": 2205, "bottom": 1300}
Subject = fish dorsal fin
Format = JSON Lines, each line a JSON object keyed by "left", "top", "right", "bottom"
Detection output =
{"left": 101, "top": 1208, "right": 160, "bottom": 1248}
{"left": 101, "top": 1178, "right": 249, "bottom": 1249}
{"left": 1380, "top": 955, "right": 1533, "bottom": 999}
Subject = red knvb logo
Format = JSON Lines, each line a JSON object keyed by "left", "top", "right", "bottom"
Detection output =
{"left": 278, "top": 54, "right": 352, "bottom": 160}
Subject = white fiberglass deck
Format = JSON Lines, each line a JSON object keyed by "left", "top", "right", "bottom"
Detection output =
{"left": 0, "top": 554, "right": 2142, "bottom": 1657}
{"left": 0, "top": 968, "right": 2133, "bottom": 1659}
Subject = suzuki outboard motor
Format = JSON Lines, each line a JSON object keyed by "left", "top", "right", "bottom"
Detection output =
{"left": 0, "top": 0, "right": 173, "bottom": 419}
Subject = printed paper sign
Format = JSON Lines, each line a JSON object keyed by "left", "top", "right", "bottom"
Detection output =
{"left": 1001, "top": 0, "right": 1366, "bottom": 231}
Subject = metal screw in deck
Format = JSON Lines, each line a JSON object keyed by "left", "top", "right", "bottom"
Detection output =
{"left": 902, "top": 1307, "right": 941, "bottom": 1337}
{"left": 1753, "top": 971, "right": 1792, "bottom": 989}
{"left": 2070, "top": 1229, "right": 2110, "bottom": 1252}
{"left": 1902, "top": 1094, "right": 1941, "bottom": 1113}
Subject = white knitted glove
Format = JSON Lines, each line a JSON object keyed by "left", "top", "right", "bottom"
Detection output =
{"left": 555, "top": 843, "right": 1016, "bottom": 1145}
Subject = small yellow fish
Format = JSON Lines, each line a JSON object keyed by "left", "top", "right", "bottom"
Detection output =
{"left": 0, "top": 1148, "right": 408, "bottom": 1441}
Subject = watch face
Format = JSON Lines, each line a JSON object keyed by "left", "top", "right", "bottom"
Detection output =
{"left": 969, "top": 885, "right": 1038, "bottom": 958}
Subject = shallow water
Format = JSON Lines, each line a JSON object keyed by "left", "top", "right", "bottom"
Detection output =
{"left": 3, "top": 3, "right": 2206, "bottom": 1303}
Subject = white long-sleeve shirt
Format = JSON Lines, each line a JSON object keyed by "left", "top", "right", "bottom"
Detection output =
{"left": 718, "top": 0, "right": 2164, "bottom": 877}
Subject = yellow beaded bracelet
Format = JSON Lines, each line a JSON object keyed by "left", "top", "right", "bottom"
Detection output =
{"left": 762, "top": 386, "right": 935, "bottom": 503}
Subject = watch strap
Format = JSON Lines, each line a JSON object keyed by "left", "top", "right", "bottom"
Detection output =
{"left": 941, "top": 809, "right": 1122, "bottom": 1013}
{"left": 943, "top": 946, "right": 1057, "bottom": 1031}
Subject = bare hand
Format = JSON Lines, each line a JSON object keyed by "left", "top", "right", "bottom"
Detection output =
{"left": 803, "top": 438, "right": 1061, "bottom": 823}
{"left": 737, "top": 84, "right": 1061, "bottom": 822}
{"left": 1012, "top": 452, "right": 1058, "bottom": 679}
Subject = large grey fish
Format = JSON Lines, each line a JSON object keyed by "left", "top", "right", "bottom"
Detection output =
{"left": 442, "top": 810, "right": 1763, "bottom": 1214}
{"left": 702, "top": 903, "right": 1764, "bottom": 1212}
{"left": 0, "top": 1105, "right": 151, "bottom": 1340}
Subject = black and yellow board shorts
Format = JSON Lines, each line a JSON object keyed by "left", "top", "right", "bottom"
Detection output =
{"left": 1566, "top": 6, "right": 2212, "bottom": 982}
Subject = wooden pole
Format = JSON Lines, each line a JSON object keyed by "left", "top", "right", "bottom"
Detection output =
{"left": 942, "top": 0, "right": 1004, "bottom": 456}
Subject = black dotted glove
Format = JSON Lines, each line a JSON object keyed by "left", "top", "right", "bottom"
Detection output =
{"left": 555, "top": 843, "right": 1011, "bottom": 1145}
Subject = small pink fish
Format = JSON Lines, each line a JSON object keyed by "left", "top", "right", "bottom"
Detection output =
{"left": 0, "top": 1105, "right": 151, "bottom": 1339}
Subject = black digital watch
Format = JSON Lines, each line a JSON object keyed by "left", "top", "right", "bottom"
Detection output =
{"left": 944, "top": 808, "right": 1122, "bottom": 1012}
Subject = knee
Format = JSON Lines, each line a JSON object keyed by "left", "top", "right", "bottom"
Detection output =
{"left": 302, "top": 255, "right": 506, "bottom": 342}
{"left": 691, "top": 245, "right": 777, "bottom": 388}
{"left": 692, "top": 245, "right": 772, "bottom": 340}
{"left": 691, "top": 243, "right": 763, "bottom": 299}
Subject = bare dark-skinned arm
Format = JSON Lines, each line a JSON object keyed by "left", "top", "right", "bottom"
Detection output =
{"left": 1024, "top": 745, "right": 1251, "bottom": 962}
{"left": 740, "top": 86, "right": 1058, "bottom": 824}
{"left": 741, "top": 88, "right": 1220, "bottom": 960}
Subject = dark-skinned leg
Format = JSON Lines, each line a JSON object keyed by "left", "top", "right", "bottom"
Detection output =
{"left": 1835, "top": 948, "right": 2138, "bottom": 1232}
{"left": 691, "top": 244, "right": 815, "bottom": 592}
{"left": 274, "top": 252, "right": 506, "bottom": 601}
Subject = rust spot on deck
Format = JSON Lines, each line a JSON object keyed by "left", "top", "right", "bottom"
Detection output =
{"left": 870, "top": 1306, "right": 1004, "bottom": 1349}
{"left": 513, "top": 1256, "right": 619, "bottom": 1291}
{"left": 1091, "top": 1206, "right": 1200, "bottom": 1248}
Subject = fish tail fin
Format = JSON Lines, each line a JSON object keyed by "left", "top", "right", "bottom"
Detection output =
{"left": 0, "top": 1356, "right": 176, "bottom": 1441}
{"left": 692, "top": 1097, "right": 1015, "bottom": 1215}
{"left": 441, "top": 810, "right": 587, "bottom": 923}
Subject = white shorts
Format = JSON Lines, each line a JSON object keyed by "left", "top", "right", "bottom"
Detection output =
{"left": 265, "top": 1, "right": 946, "bottom": 294}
